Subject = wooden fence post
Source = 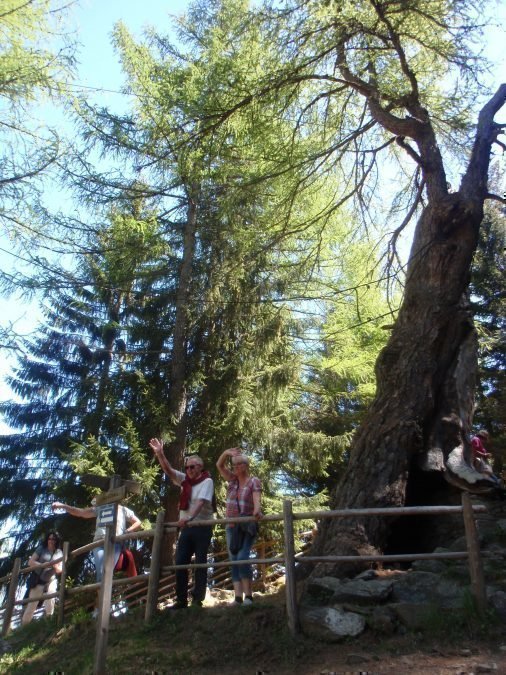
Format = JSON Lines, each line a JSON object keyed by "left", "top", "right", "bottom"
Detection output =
{"left": 259, "top": 542, "right": 267, "bottom": 589}
{"left": 145, "top": 510, "right": 165, "bottom": 623}
{"left": 2, "top": 557, "right": 21, "bottom": 637}
{"left": 283, "top": 499, "right": 299, "bottom": 635}
{"left": 94, "top": 476, "right": 120, "bottom": 675}
{"left": 461, "top": 492, "right": 487, "bottom": 614}
{"left": 57, "top": 541, "right": 70, "bottom": 627}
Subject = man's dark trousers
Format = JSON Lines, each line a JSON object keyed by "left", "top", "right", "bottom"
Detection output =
{"left": 175, "top": 524, "right": 213, "bottom": 605}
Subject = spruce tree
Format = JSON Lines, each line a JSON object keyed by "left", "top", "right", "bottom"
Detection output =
{"left": 0, "top": 204, "right": 166, "bottom": 577}
{"left": 471, "top": 196, "right": 506, "bottom": 470}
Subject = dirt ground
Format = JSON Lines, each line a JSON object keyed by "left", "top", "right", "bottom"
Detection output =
{"left": 313, "top": 641, "right": 505, "bottom": 675}
{"left": 204, "top": 586, "right": 506, "bottom": 675}
{"left": 235, "top": 637, "right": 506, "bottom": 675}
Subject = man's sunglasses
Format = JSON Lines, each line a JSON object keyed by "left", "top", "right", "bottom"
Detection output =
{"left": 186, "top": 464, "right": 199, "bottom": 469}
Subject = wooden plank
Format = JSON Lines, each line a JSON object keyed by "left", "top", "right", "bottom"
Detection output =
{"left": 283, "top": 499, "right": 300, "bottom": 636}
{"left": 2, "top": 557, "right": 20, "bottom": 636}
{"left": 80, "top": 473, "right": 110, "bottom": 490}
{"left": 94, "top": 477, "right": 120, "bottom": 675}
{"left": 145, "top": 510, "right": 165, "bottom": 622}
{"left": 94, "top": 485, "right": 126, "bottom": 506}
{"left": 291, "top": 505, "right": 487, "bottom": 520}
{"left": 122, "top": 479, "right": 142, "bottom": 495}
{"left": 57, "top": 541, "right": 69, "bottom": 627}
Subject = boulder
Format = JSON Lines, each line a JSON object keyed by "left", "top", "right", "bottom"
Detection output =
{"left": 300, "top": 606, "right": 366, "bottom": 642}
{"left": 305, "top": 576, "right": 393, "bottom": 605}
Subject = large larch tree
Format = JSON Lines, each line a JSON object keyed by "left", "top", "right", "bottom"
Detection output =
{"left": 205, "top": 0, "right": 506, "bottom": 572}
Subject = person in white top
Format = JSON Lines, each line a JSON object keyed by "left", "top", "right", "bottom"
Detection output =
{"left": 51, "top": 500, "right": 141, "bottom": 581}
{"left": 150, "top": 438, "right": 214, "bottom": 609}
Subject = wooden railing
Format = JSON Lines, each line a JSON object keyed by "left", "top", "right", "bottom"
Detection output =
{"left": 0, "top": 516, "right": 291, "bottom": 633}
{"left": 1, "top": 494, "right": 487, "bottom": 659}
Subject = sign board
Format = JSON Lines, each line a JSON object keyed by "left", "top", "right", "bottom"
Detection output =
{"left": 94, "top": 485, "right": 127, "bottom": 506}
{"left": 122, "top": 479, "right": 142, "bottom": 495}
{"left": 80, "top": 473, "right": 111, "bottom": 490}
{"left": 80, "top": 473, "right": 141, "bottom": 495}
{"left": 96, "top": 504, "right": 116, "bottom": 527}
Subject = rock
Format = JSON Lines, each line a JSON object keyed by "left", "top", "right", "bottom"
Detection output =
{"left": 367, "top": 606, "right": 397, "bottom": 634}
{"left": 354, "top": 569, "right": 378, "bottom": 581}
{"left": 300, "top": 606, "right": 366, "bottom": 642}
{"left": 446, "top": 536, "right": 469, "bottom": 552}
{"left": 331, "top": 578, "right": 393, "bottom": 605}
{"left": 411, "top": 559, "right": 447, "bottom": 574}
{"left": 390, "top": 602, "right": 434, "bottom": 630}
{"left": 345, "top": 652, "right": 371, "bottom": 665}
{"left": 390, "top": 571, "right": 465, "bottom": 607}
{"left": 299, "top": 497, "right": 506, "bottom": 643}
{"left": 305, "top": 576, "right": 343, "bottom": 603}
{"left": 305, "top": 576, "right": 392, "bottom": 605}
{"left": 475, "top": 663, "right": 498, "bottom": 672}
{"left": 390, "top": 571, "right": 439, "bottom": 603}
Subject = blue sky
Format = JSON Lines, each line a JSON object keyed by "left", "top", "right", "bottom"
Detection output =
{"left": 0, "top": 0, "right": 505, "bottom": 431}
{"left": 0, "top": 0, "right": 191, "bottom": 430}
{"left": 71, "top": 0, "right": 188, "bottom": 94}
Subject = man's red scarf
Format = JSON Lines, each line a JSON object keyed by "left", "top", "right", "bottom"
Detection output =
{"left": 179, "top": 470, "right": 211, "bottom": 510}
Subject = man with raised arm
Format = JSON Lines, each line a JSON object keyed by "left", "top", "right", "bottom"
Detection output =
{"left": 150, "top": 438, "right": 214, "bottom": 609}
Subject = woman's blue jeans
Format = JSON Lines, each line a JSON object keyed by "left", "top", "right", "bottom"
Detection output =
{"left": 226, "top": 526, "right": 256, "bottom": 582}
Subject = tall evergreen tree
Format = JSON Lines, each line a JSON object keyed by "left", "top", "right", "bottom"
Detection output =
{"left": 470, "top": 193, "right": 506, "bottom": 469}
{"left": 61, "top": 0, "right": 401, "bottom": 528}
{"left": 0, "top": 204, "right": 166, "bottom": 576}
{"left": 64, "top": 0, "right": 315, "bottom": 521}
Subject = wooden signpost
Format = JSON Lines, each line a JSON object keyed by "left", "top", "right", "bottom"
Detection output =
{"left": 94, "top": 485, "right": 126, "bottom": 506}
{"left": 79, "top": 473, "right": 141, "bottom": 675}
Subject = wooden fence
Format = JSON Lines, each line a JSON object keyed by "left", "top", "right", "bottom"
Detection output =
{"left": 1, "top": 494, "right": 487, "bottom": 673}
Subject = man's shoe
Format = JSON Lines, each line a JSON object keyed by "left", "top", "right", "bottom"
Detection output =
{"left": 169, "top": 601, "right": 188, "bottom": 610}
{"left": 243, "top": 597, "right": 253, "bottom": 606}
{"left": 191, "top": 600, "right": 203, "bottom": 608}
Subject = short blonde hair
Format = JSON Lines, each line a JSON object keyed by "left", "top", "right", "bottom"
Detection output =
{"left": 232, "top": 454, "right": 249, "bottom": 466}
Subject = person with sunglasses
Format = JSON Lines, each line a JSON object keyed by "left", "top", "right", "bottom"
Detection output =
{"left": 216, "top": 447, "right": 262, "bottom": 606}
{"left": 22, "top": 530, "right": 63, "bottom": 625}
{"left": 150, "top": 438, "right": 215, "bottom": 609}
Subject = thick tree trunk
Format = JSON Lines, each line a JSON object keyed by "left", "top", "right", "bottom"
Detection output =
{"left": 161, "top": 189, "right": 198, "bottom": 565}
{"left": 311, "top": 85, "right": 506, "bottom": 577}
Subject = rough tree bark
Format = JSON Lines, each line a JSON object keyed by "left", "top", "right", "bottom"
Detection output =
{"left": 311, "top": 84, "right": 506, "bottom": 576}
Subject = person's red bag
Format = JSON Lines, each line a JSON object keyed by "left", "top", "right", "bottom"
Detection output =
{"left": 114, "top": 548, "right": 137, "bottom": 577}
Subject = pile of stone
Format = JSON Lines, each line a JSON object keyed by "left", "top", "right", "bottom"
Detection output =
{"left": 300, "top": 500, "right": 506, "bottom": 641}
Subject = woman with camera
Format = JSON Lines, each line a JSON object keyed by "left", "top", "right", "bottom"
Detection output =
{"left": 216, "top": 448, "right": 262, "bottom": 606}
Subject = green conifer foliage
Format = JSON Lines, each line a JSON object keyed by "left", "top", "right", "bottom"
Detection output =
{"left": 0, "top": 205, "right": 166, "bottom": 576}
{"left": 471, "top": 194, "right": 506, "bottom": 470}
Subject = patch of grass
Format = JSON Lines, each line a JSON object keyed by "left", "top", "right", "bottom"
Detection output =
{"left": 2, "top": 586, "right": 504, "bottom": 675}
{"left": 418, "top": 591, "right": 502, "bottom": 641}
